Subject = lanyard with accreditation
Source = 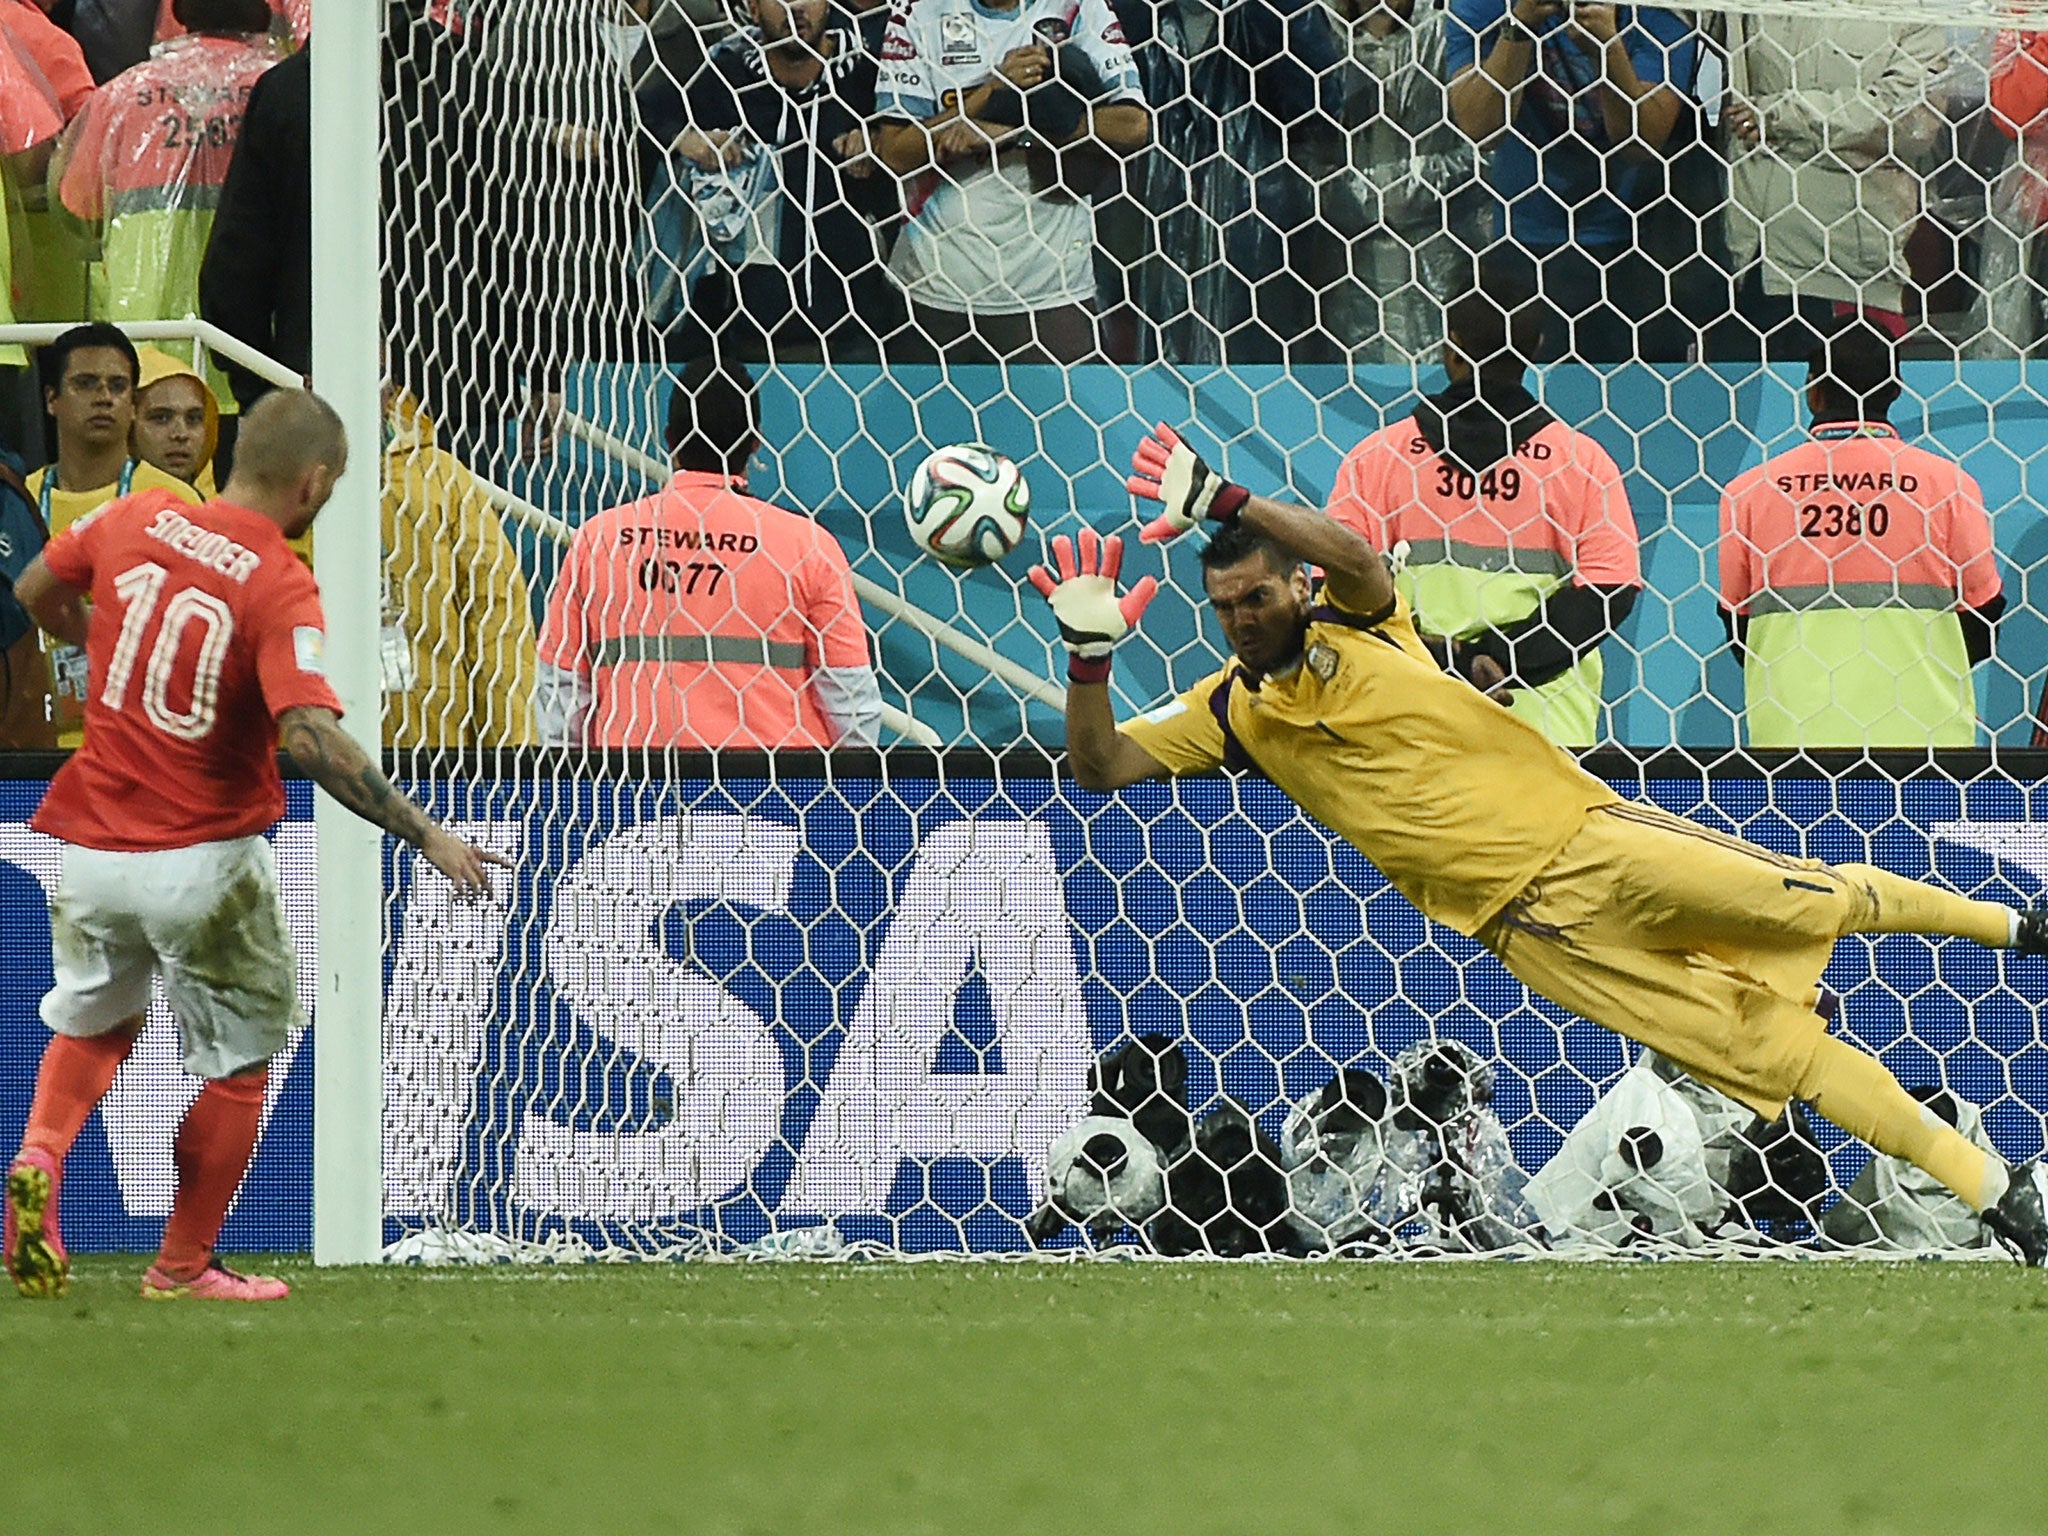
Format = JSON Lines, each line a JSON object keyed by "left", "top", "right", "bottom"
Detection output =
{"left": 39, "top": 459, "right": 138, "bottom": 736}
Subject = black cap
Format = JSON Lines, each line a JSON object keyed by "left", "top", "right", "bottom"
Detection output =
{"left": 665, "top": 355, "right": 759, "bottom": 476}
{"left": 1808, "top": 319, "right": 1900, "bottom": 419}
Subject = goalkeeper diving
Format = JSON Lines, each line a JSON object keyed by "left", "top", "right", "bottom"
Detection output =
{"left": 1028, "top": 423, "right": 2048, "bottom": 1266}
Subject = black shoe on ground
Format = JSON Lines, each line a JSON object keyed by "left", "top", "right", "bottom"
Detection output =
{"left": 2014, "top": 910, "right": 2048, "bottom": 956}
{"left": 1983, "top": 1161, "right": 2048, "bottom": 1268}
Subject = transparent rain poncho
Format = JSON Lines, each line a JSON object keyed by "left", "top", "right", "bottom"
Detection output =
{"left": 55, "top": 32, "right": 283, "bottom": 352}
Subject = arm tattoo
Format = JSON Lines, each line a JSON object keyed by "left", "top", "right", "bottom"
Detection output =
{"left": 280, "top": 708, "right": 436, "bottom": 848}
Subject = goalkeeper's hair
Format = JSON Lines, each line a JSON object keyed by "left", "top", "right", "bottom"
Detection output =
{"left": 233, "top": 389, "right": 348, "bottom": 487}
{"left": 666, "top": 356, "right": 759, "bottom": 476}
{"left": 1199, "top": 521, "right": 1297, "bottom": 580}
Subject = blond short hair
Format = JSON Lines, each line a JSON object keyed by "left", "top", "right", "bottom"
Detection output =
{"left": 232, "top": 389, "right": 348, "bottom": 488}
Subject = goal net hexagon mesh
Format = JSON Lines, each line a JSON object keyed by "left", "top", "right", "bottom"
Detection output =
{"left": 359, "top": 0, "right": 2048, "bottom": 1262}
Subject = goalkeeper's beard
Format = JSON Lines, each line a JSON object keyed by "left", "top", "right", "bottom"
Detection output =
{"left": 1225, "top": 614, "right": 1311, "bottom": 679}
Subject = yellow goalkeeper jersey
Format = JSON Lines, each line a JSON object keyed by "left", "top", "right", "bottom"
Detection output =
{"left": 1120, "top": 589, "right": 1618, "bottom": 936}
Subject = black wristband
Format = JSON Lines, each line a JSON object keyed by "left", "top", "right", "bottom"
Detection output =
{"left": 1026, "top": 79, "right": 1087, "bottom": 142}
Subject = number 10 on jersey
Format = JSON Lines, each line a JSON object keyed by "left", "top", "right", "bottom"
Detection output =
{"left": 103, "top": 561, "right": 235, "bottom": 742}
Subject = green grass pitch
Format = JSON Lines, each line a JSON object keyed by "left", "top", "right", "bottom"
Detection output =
{"left": 10, "top": 1257, "right": 2046, "bottom": 1535}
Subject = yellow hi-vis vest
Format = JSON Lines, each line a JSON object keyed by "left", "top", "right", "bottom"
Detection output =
{"left": 1743, "top": 601, "right": 1975, "bottom": 749}
{"left": 1398, "top": 548, "right": 1603, "bottom": 748}
{"left": 1720, "top": 423, "right": 2000, "bottom": 750}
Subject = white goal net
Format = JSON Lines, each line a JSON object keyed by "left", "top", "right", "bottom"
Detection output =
{"left": 358, "top": 0, "right": 2048, "bottom": 1262}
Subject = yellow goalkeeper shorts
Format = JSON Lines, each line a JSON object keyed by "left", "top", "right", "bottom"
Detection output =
{"left": 1477, "top": 800, "right": 1858, "bottom": 1119}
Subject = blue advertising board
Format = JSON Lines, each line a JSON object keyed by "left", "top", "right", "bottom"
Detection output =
{"left": 4, "top": 767, "right": 2047, "bottom": 1255}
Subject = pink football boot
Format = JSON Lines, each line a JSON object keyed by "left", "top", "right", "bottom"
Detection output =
{"left": 140, "top": 1259, "right": 291, "bottom": 1302}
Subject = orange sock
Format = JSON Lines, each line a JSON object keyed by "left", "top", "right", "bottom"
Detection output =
{"left": 156, "top": 1070, "right": 267, "bottom": 1281}
{"left": 19, "top": 1031, "right": 139, "bottom": 1162}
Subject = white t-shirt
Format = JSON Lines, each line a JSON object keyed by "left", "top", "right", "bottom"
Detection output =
{"left": 877, "top": 0, "right": 1141, "bottom": 315}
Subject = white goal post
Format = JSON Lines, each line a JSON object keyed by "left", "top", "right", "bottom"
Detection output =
{"left": 0, "top": 21, "right": 416, "bottom": 1260}
{"left": 14, "top": 15, "right": 413, "bottom": 1264}
{"left": 308, "top": 11, "right": 384, "bottom": 1265}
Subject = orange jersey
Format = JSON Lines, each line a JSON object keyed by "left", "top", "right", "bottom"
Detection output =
{"left": 537, "top": 472, "right": 870, "bottom": 750}
{"left": 32, "top": 490, "right": 341, "bottom": 852}
{"left": 1718, "top": 423, "right": 1999, "bottom": 616}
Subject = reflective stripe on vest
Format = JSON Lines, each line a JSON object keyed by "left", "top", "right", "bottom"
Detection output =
{"left": 1400, "top": 538, "right": 1572, "bottom": 580}
{"left": 1397, "top": 543, "right": 1570, "bottom": 635}
{"left": 591, "top": 633, "right": 809, "bottom": 671}
{"left": 1743, "top": 608, "right": 1975, "bottom": 749}
{"left": 1744, "top": 581, "right": 1959, "bottom": 615}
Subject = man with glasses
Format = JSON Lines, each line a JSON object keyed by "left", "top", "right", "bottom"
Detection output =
{"left": 27, "top": 325, "right": 201, "bottom": 744}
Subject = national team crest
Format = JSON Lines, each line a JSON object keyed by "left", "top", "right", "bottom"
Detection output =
{"left": 1307, "top": 643, "right": 1338, "bottom": 681}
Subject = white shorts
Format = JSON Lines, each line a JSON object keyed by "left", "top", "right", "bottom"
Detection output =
{"left": 42, "top": 835, "right": 303, "bottom": 1080}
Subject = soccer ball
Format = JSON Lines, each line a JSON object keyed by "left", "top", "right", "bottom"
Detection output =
{"left": 1044, "top": 1115, "right": 1167, "bottom": 1238}
{"left": 903, "top": 442, "right": 1030, "bottom": 569}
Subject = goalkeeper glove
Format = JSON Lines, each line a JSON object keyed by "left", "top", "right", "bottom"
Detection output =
{"left": 1026, "top": 529, "right": 1159, "bottom": 684}
{"left": 1126, "top": 423, "right": 1251, "bottom": 545}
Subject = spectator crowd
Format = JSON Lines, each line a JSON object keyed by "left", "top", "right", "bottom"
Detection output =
{"left": 0, "top": 0, "right": 2040, "bottom": 755}
{"left": 6, "top": 3, "right": 2044, "bottom": 373}
{"left": 597, "top": 0, "right": 2016, "bottom": 367}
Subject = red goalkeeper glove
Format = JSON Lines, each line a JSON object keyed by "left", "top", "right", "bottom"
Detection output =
{"left": 1026, "top": 529, "right": 1159, "bottom": 685}
{"left": 1126, "top": 423, "right": 1250, "bottom": 544}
